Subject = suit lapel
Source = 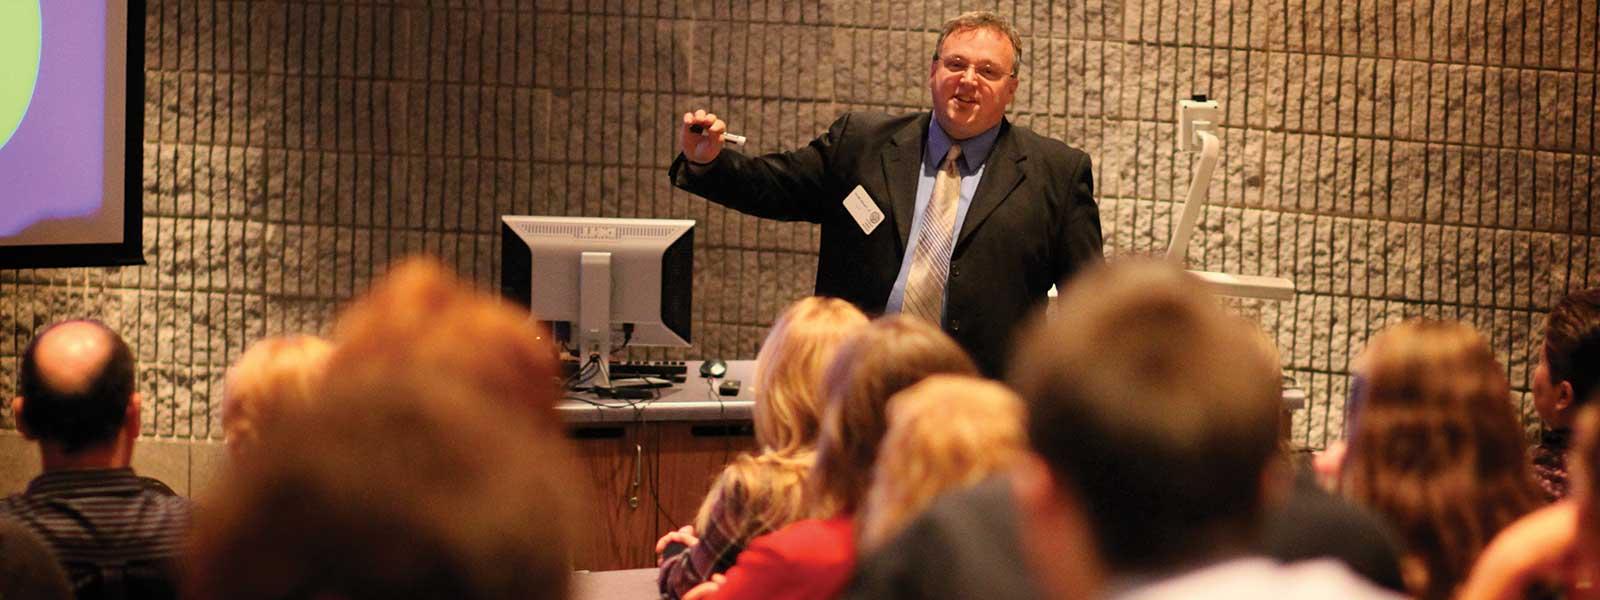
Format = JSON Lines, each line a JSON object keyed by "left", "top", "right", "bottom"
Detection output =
{"left": 880, "top": 114, "right": 930, "bottom": 250}
{"left": 956, "top": 120, "right": 1026, "bottom": 251}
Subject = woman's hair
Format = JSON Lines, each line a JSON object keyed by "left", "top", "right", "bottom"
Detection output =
{"left": 808, "top": 315, "right": 978, "bottom": 516}
{"left": 751, "top": 297, "right": 869, "bottom": 456}
{"left": 222, "top": 335, "right": 334, "bottom": 457}
{"left": 692, "top": 452, "right": 814, "bottom": 557}
{"left": 857, "top": 375, "right": 1027, "bottom": 552}
{"left": 1341, "top": 319, "right": 1541, "bottom": 600}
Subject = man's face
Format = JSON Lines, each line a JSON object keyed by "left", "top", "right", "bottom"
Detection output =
{"left": 928, "top": 27, "right": 1019, "bottom": 141}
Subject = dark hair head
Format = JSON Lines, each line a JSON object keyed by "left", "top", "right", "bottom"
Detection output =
{"left": 1342, "top": 319, "right": 1540, "bottom": 600}
{"left": 808, "top": 315, "right": 977, "bottom": 515}
{"left": 1543, "top": 289, "right": 1600, "bottom": 406}
{"left": 1009, "top": 260, "right": 1284, "bottom": 573}
{"left": 17, "top": 320, "right": 136, "bottom": 454}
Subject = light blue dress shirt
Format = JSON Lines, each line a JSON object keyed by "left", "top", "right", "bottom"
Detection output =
{"left": 883, "top": 117, "right": 1002, "bottom": 317}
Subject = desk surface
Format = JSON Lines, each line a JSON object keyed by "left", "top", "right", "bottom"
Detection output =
{"left": 558, "top": 360, "right": 757, "bottom": 424}
{"left": 558, "top": 360, "right": 1309, "bottom": 424}
{"left": 571, "top": 568, "right": 657, "bottom": 600}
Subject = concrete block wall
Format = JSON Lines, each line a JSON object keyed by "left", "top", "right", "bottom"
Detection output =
{"left": 1, "top": 1, "right": 1596, "bottom": 468}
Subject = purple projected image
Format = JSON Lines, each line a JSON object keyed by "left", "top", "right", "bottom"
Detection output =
{"left": 0, "top": 1, "right": 111, "bottom": 241}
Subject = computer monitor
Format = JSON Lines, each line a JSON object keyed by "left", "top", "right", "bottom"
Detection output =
{"left": 500, "top": 215, "right": 694, "bottom": 387}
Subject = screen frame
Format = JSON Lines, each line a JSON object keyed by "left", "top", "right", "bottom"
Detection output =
{"left": 0, "top": 0, "right": 145, "bottom": 269}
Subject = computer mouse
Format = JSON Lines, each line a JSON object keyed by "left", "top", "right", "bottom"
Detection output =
{"left": 699, "top": 359, "right": 727, "bottom": 379}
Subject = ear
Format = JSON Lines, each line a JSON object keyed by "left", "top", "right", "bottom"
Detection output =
{"left": 124, "top": 393, "right": 142, "bottom": 439}
{"left": 1557, "top": 380, "right": 1577, "bottom": 414}
{"left": 11, "top": 397, "right": 33, "bottom": 440}
{"left": 1258, "top": 453, "right": 1294, "bottom": 512}
{"left": 1009, "top": 453, "right": 1105, "bottom": 598}
{"left": 1010, "top": 453, "right": 1057, "bottom": 514}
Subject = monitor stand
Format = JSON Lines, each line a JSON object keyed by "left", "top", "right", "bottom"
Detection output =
{"left": 578, "top": 251, "right": 614, "bottom": 389}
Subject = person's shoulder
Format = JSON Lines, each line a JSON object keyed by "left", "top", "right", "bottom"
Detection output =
{"left": 835, "top": 111, "right": 921, "bottom": 129}
{"left": 1003, "top": 121, "right": 1090, "bottom": 164}
{"left": 750, "top": 517, "right": 854, "bottom": 557}
{"left": 826, "top": 111, "right": 927, "bottom": 143}
{"left": 0, "top": 493, "right": 23, "bottom": 515}
{"left": 137, "top": 477, "right": 195, "bottom": 513}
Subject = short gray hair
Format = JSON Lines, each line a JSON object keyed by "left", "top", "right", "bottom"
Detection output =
{"left": 932, "top": 11, "right": 1023, "bottom": 75}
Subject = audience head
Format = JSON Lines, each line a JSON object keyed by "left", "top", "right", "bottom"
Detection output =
{"left": 188, "top": 373, "right": 575, "bottom": 600}
{"left": 0, "top": 517, "right": 72, "bottom": 600}
{"left": 1009, "top": 260, "right": 1285, "bottom": 579}
{"left": 221, "top": 335, "right": 333, "bottom": 459}
{"left": 857, "top": 375, "right": 1027, "bottom": 552}
{"left": 1341, "top": 319, "right": 1540, "bottom": 600}
{"left": 188, "top": 256, "right": 575, "bottom": 600}
{"left": 751, "top": 297, "right": 869, "bottom": 456}
{"left": 1534, "top": 289, "right": 1600, "bottom": 428}
{"left": 809, "top": 315, "right": 977, "bottom": 516}
{"left": 328, "top": 257, "right": 561, "bottom": 427}
{"left": 12, "top": 320, "right": 140, "bottom": 458}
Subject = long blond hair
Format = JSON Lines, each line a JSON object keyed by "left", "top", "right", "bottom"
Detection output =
{"left": 752, "top": 297, "right": 869, "bottom": 456}
{"left": 858, "top": 375, "right": 1027, "bottom": 551}
{"left": 222, "top": 335, "right": 334, "bottom": 457}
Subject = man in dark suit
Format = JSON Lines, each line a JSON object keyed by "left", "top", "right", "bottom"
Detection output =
{"left": 670, "top": 11, "right": 1102, "bottom": 376}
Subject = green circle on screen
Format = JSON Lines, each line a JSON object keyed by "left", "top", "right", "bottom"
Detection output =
{"left": 0, "top": 1, "right": 43, "bottom": 151}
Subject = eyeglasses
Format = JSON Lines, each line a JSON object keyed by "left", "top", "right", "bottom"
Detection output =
{"left": 935, "top": 56, "right": 1014, "bottom": 83}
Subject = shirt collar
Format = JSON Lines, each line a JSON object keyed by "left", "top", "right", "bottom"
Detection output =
{"left": 925, "top": 116, "right": 1002, "bottom": 174}
{"left": 26, "top": 467, "right": 144, "bottom": 497}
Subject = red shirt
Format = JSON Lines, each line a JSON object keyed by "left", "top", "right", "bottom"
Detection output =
{"left": 710, "top": 517, "right": 856, "bottom": 600}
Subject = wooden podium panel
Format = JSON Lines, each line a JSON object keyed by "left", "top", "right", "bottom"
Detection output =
{"left": 568, "top": 421, "right": 756, "bottom": 572}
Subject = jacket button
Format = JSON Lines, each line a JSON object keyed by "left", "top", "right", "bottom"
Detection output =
{"left": 950, "top": 267, "right": 960, "bottom": 278}
{"left": 950, "top": 319, "right": 961, "bottom": 331}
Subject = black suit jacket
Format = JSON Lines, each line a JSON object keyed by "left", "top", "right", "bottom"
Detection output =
{"left": 670, "top": 112, "right": 1102, "bottom": 375}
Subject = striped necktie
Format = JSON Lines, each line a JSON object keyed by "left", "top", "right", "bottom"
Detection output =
{"left": 902, "top": 144, "right": 963, "bottom": 324}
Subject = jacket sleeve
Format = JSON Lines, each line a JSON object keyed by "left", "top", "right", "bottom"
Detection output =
{"left": 1053, "top": 150, "right": 1104, "bottom": 285}
{"left": 668, "top": 113, "right": 858, "bottom": 224}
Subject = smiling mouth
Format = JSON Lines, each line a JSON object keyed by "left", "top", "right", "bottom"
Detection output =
{"left": 952, "top": 97, "right": 979, "bottom": 108}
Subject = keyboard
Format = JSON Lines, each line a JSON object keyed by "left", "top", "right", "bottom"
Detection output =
{"left": 562, "top": 359, "right": 689, "bottom": 383}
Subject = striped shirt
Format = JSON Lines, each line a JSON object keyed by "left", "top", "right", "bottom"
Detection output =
{"left": 0, "top": 468, "right": 193, "bottom": 600}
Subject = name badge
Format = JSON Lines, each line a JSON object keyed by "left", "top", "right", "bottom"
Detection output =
{"left": 842, "top": 185, "right": 884, "bottom": 235}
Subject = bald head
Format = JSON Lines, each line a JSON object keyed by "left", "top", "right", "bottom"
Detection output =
{"left": 30, "top": 322, "right": 120, "bottom": 394}
{"left": 17, "top": 320, "right": 137, "bottom": 454}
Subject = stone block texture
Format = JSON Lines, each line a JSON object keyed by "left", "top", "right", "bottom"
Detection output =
{"left": 1, "top": 0, "right": 1596, "bottom": 449}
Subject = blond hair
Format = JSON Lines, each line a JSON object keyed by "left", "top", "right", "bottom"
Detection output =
{"left": 693, "top": 452, "right": 814, "bottom": 553}
{"left": 222, "top": 335, "right": 334, "bottom": 456}
{"left": 858, "top": 375, "right": 1027, "bottom": 552}
{"left": 752, "top": 297, "right": 869, "bottom": 456}
{"left": 809, "top": 316, "right": 978, "bottom": 516}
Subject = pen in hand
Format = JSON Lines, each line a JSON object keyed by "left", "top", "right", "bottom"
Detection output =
{"left": 689, "top": 124, "right": 746, "bottom": 146}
